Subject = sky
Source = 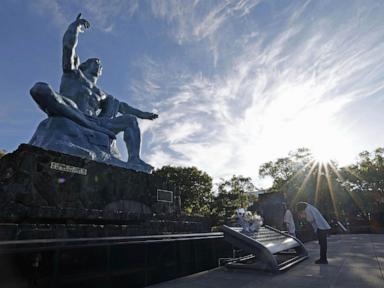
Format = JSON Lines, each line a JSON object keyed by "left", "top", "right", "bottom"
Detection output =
{"left": 1, "top": 0, "right": 384, "bottom": 188}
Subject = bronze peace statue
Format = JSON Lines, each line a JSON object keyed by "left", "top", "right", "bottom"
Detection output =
{"left": 29, "top": 14, "right": 158, "bottom": 173}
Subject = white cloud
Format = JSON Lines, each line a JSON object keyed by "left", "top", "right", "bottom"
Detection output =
{"left": 30, "top": 0, "right": 69, "bottom": 28}
{"left": 159, "top": 122, "right": 203, "bottom": 145}
{"left": 138, "top": 0, "right": 384, "bottom": 186}
{"left": 82, "top": 0, "right": 139, "bottom": 32}
{"left": 29, "top": 0, "right": 139, "bottom": 32}
{"left": 149, "top": 0, "right": 262, "bottom": 44}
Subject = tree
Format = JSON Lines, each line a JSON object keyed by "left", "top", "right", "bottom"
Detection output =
{"left": 259, "top": 147, "right": 314, "bottom": 195}
{"left": 0, "top": 149, "right": 6, "bottom": 159}
{"left": 155, "top": 165, "right": 213, "bottom": 216}
{"left": 340, "top": 148, "right": 384, "bottom": 215}
{"left": 259, "top": 157, "right": 298, "bottom": 192}
{"left": 258, "top": 148, "right": 346, "bottom": 219}
{"left": 258, "top": 147, "right": 384, "bottom": 226}
{"left": 211, "top": 175, "right": 256, "bottom": 225}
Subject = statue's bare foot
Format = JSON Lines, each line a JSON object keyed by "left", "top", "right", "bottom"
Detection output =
{"left": 128, "top": 157, "right": 154, "bottom": 173}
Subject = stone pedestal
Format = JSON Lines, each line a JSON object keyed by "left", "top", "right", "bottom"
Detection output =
{"left": 0, "top": 145, "right": 208, "bottom": 239}
{"left": 0, "top": 144, "right": 166, "bottom": 221}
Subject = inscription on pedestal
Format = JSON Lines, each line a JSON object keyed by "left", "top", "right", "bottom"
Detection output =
{"left": 50, "top": 162, "right": 87, "bottom": 175}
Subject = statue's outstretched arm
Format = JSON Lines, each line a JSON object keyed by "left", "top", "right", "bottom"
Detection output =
{"left": 62, "top": 14, "right": 90, "bottom": 72}
{"left": 118, "top": 101, "right": 158, "bottom": 120}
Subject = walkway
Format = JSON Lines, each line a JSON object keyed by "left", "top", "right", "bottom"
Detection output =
{"left": 149, "top": 234, "right": 384, "bottom": 288}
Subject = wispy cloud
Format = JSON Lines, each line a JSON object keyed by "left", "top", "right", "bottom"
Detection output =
{"left": 135, "top": 0, "right": 384, "bottom": 185}
{"left": 81, "top": 0, "right": 139, "bottom": 32}
{"left": 30, "top": 0, "right": 69, "bottom": 28}
{"left": 149, "top": 0, "right": 262, "bottom": 44}
{"left": 29, "top": 0, "right": 139, "bottom": 32}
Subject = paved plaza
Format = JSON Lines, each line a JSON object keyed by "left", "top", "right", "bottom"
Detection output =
{"left": 150, "top": 234, "right": 384, "bottom": 288}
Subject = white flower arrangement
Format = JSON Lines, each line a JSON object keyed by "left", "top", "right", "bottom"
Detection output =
{"left": 234, "top": 208, "right": 263, "bottom": 233}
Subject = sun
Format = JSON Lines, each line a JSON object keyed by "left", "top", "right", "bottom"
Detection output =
{"left": 311, "top": 146, "right": 333, "bottom": 164}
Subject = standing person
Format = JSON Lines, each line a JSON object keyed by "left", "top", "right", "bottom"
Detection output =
{"left": 296, "top": 202, "right": 331, "bottom": 264}
{"left": 283, "top": 203, "right": 296, "bottom": 237}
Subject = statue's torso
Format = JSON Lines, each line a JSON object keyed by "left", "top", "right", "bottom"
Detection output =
{"left": 60, "top": 70, "right": 103, "bottom": 117}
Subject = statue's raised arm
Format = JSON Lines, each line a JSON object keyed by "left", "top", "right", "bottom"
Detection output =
{"left": 62, "top": 13, "right": 90, "bottom": 72}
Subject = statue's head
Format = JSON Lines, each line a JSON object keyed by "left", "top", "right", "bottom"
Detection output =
{"left": 79, "top": 58, "right": 103, "bottom": 78}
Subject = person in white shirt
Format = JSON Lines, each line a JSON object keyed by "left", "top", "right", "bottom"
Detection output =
{"left": 296, "top": 202, "right": 331, "bottom": 264}
{"left": 283, "top": 203, "right": 296, "bottom": 237}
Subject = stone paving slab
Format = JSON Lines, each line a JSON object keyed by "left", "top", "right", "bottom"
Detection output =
{"left": 149, "top": 234, "right": 384, "bottom": 288}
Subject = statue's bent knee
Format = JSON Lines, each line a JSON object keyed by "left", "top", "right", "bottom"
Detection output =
{"left": 30, "top": 82, "right": 54, "bottom": 106}
{"left": 30, "top": 82, "right": 51, "bottom": 96}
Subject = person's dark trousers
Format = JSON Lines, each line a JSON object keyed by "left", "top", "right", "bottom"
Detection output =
{"left": 317, "top": 229, "right": 328, "bottom": 260}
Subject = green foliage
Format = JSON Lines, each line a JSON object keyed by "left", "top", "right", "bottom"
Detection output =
{"left": 259, "top": 157, "right": 297, "bottom": 191}
{"left": 154, "top": 147, "right": 384, "bottom": 225}
{"left": 258, "top": 147, "right": 384, "bottom": 220}
{"left": 258, "top": 148, "right": 343, "bottom": 216}
{"left": 340, "top": 148, "right": 384, "bottom": 214}
{"left": 211, "top": 175, "right": 256, "bottom": 225}
{"left": 155, "top": 165, "right": 213, "bottom": 216}
{"left": 259, "top": 147, "right": 314, "bottom": 193}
